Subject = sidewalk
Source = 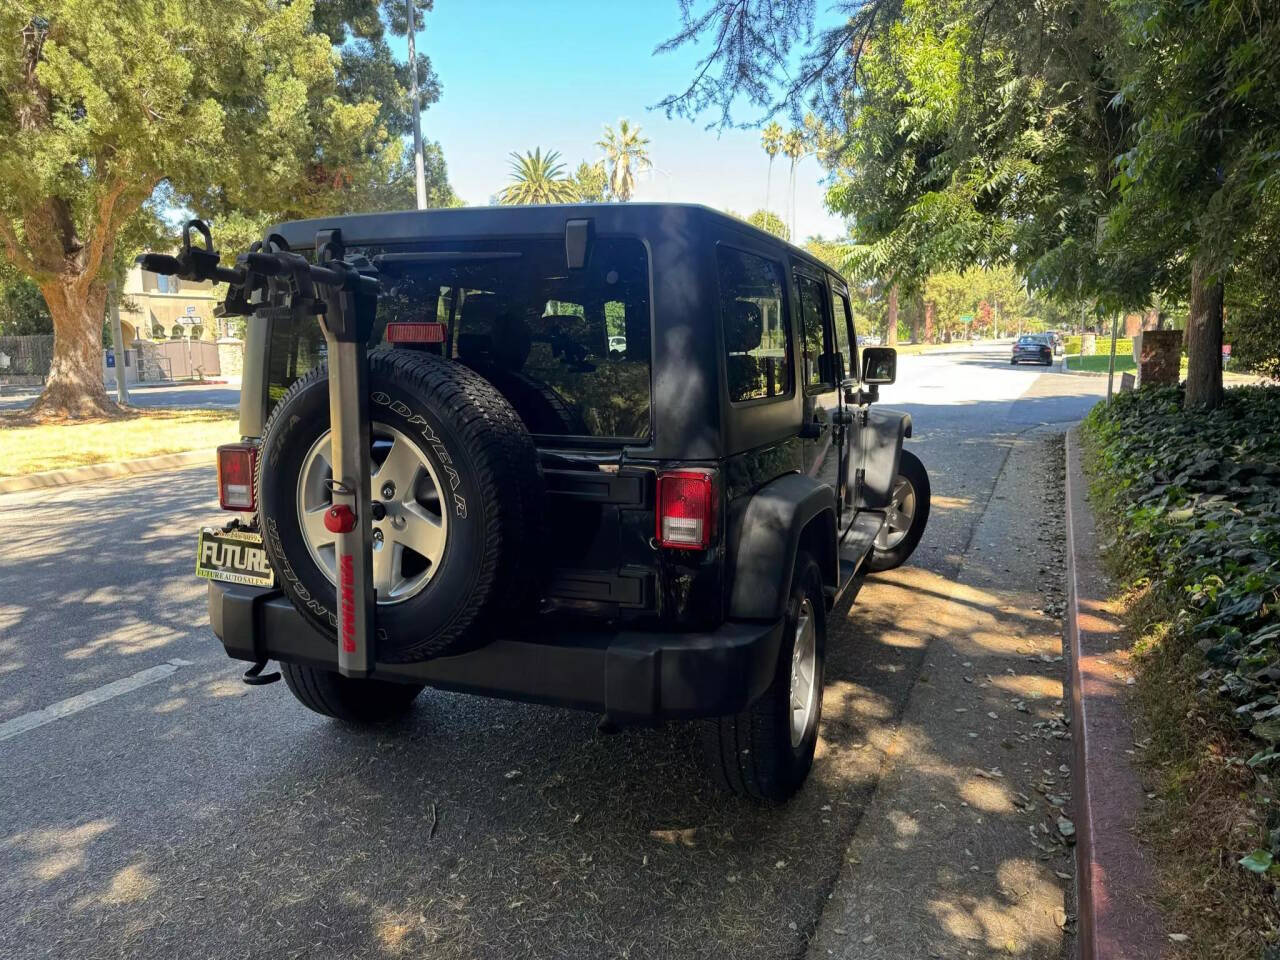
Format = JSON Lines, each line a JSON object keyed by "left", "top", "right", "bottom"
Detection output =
{"left": 808, "top": 429, "right": 1075, "bottom": 958}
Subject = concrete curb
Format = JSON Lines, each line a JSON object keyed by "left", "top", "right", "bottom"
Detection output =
{"left": 1064, "top": 426, "right": 1165, "bottom": 959}
{"left": 0, "top": 448, "right": 215, "bottom": 495}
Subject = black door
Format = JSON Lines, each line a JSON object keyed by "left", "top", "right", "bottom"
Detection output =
{"left": 828, "top": 283, "right": 861, "bottom": 521}
{"left": 794, "top": 269, "right": 849, "bottom": 524}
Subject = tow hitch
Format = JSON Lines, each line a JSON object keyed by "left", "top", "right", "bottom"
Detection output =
{"left": 140, "top": 219, "right": 381, "bottom": 679}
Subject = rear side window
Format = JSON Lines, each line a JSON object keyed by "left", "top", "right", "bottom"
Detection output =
{"left": 717, "top": 247, "right": 793, "bottom": 403}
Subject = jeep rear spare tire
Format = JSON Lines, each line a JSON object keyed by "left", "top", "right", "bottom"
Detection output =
{"left": 258, "top": 349, "right": 543, "bottom": 663}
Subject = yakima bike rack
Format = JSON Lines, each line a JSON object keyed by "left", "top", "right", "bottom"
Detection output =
{"left": 139, "top": 220, "right": 381, "bottom": 677}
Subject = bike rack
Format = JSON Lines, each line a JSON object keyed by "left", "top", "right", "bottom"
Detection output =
{"left": 139, "top": 221, "right": 381, "bottom": 677}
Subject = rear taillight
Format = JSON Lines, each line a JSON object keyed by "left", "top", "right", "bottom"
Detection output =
{"left": 217, "top": 443, "right": 258, "bottom": 511}
{"left": 656, "top": 469, "right": 716, "bottom": 550}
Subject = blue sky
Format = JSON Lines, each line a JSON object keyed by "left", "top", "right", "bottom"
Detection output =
{"left": 393, "top": 0, "right": 847, "bottom": 241}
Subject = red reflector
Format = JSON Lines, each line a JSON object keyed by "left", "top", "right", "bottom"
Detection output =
{"left": 657, "top": 470, "right": 716, "bottom": 550}
{"left": 217, "top": 444, "right": 258, "bottom": 511}
{"left": 385, "top": 321, "right": 446, "bottom": 344}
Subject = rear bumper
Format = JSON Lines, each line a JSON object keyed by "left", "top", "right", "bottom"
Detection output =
{"left": 209, "top": 581, "right": 785, "bottom": 724}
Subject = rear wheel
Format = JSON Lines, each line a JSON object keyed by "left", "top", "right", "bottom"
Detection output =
{"left": 866, "top": 449, "right": 931, "bottom": 572}
{"left": 281, "top": 662, "right": 424, "bottom": 723}
{"left": 699, "top": 552, "right": 826, "bottom": 801}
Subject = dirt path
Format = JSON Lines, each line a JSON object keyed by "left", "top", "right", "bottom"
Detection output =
{"left": 808, "top": 430, "right": 1074, "bottom": 959}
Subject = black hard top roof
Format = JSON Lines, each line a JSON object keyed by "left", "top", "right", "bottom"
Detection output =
{"left": 268, "top": 202, "right": 836, "bottom": 279}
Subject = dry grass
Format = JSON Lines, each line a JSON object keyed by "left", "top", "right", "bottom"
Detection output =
{"left": 0, "top": 408, "right": 238, "bottom": 476}
{"left": 1124, "top": 584, "right": 1280, "bottom": 958}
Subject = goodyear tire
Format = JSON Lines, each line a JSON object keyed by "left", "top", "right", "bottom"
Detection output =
{"left": 258, "top": 349, "right": 544, "bottom": 663}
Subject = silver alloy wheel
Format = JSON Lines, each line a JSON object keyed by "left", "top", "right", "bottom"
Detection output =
{"left": 875, "top": 474, "right": 917, "bottom": 552}
{"left": 789, "top": 597, "right": 818, "bottom": 748}
{"left": 296, "top": 424, "right": 448, "bottom": 604}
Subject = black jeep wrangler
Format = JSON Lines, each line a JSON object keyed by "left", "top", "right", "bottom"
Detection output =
{"left": 189, "top": 203, "right": 929, "bottom": 801}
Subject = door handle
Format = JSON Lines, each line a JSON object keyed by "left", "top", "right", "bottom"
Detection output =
{"left": 798, "top": 418, "right": 828, "bottom": 439}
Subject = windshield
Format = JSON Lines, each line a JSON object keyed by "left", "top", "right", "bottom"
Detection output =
{"left": 264, "top": 236, "right": 652, "bottom": 442}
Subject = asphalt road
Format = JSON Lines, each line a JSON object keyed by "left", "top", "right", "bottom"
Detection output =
{"left": 0, "top": 346, "right": 1105, "bottom": 959}
{"left": 0, "top": 380, "right": 241, "bottom": 412}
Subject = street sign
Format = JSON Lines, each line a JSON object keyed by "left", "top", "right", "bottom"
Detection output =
{"left": 960, "top": 314, "right": 974, "bottom": 325}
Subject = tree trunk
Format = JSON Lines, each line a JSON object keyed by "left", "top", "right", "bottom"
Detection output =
{"left": 1184, "top": 255, "right": 1224, "bottom": 411}
{"left": 909, "top": 295, "right": 924, "bottom": 343}
{"left": 923, "top": 300, "right": 936, "bottom": 344}
{"left": 26, "top": 277, "right": 119, "bottom": 420}
{"left": 885, "top": 284, "right": 899, "bottom": 346}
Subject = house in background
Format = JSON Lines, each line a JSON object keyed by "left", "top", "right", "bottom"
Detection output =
{"left": 117, "top": 262, "right": 221, "bottom": 346}
{"left": 105, "top": 262, "right": 241, "bottom": 385}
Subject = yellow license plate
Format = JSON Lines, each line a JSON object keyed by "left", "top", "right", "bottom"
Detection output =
{"left": 195, "top": 527, "right": 275, "bottom": 588}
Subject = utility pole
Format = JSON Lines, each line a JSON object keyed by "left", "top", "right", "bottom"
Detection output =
{"left": 1106, "top": 312, "right": 1120, "bottom": 404}
{"left": 406, "top": 0, "right": 427, "bottom": 210}
{"left": 108, "top": 278, "right": 129, "bottom": 405}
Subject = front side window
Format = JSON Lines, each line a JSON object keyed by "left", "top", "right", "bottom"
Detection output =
{"left": 830, "top": 288, "right": 855, "bottom": 383}
{"left": 264, "top": 237, "right": 652, "bottom": 441}
{"left": 795, "top": 272, "right": 833, "bottom": 391}
{"left": 717, "top": 246, "right": 793, "bottom": 403}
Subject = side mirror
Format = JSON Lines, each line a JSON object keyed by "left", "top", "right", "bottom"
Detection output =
{"left": 862, "top": 346, "right": 897, "bottom": 385}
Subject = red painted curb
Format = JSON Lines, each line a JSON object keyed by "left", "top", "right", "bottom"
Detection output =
{"left": 1065, "top": 427, "right": 1165, "bottom": 959}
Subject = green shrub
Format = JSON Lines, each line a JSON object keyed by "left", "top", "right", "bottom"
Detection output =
{"left": 1065, "top": 335, "right": 1135, "bottom": 356}
{"left": 1083, "top": 385, "right": 1280, "bottom": 877}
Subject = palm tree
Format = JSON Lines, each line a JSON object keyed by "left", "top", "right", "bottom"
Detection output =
{"left": 782, "top": 128, "right": 807, "bottom": 240}
{"left": 597, "top": 120, "right": 652, "bottom": 202}
{"left": 761, "top": 121, "right": 783, "bottom": 213}
{"left": 498, "top": 148, "right": 577, "bottom": 205}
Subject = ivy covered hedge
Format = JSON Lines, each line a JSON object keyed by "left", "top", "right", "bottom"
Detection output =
{"left": 1083, "top": 385, "right": 1280, "bottom": 887}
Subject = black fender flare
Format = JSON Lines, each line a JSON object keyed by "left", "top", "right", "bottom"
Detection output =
{"left": 726, "top": 472, "right": 837, "bottom": 621}
{"left": 857, "top": 407, "right": 912, "bottom": 510}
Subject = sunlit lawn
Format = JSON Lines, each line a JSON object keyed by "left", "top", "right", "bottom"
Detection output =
{"left": 0, "top": 408, "right": 238, "bottom": 476}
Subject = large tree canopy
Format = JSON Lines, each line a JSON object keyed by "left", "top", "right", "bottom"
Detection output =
{"left": 0, "top": 0, "right": 452, "bottom": 418}
{"left": 659, "top": 0, "right": 1280, "bottom": 409}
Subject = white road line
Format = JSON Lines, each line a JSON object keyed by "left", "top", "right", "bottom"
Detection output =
{"left": 0, "top": 657, "right": 194, "bottom": 742}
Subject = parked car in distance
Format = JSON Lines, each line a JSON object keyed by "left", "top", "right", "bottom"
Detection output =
{"left": 1011, "top": 334, "right": 1053, "bottom": 365}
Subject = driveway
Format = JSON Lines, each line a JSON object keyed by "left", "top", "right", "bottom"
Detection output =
{"left": 0, "top": 348, "right": 1104, "bottom": 959}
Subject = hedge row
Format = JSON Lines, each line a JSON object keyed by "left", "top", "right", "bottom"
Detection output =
{"left": 1064, "top": 335, "right": 1135, "bottom": 357}
{"left": 1083, "top": 385, "right": 1280, "bottom": 871}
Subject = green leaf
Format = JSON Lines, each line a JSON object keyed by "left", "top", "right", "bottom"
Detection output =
{"left": 1250, "top": 719, "right": 1280, "bottom": 743}
{"left": 1239, "top": 849, "right": 1273, "bottom": 873}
